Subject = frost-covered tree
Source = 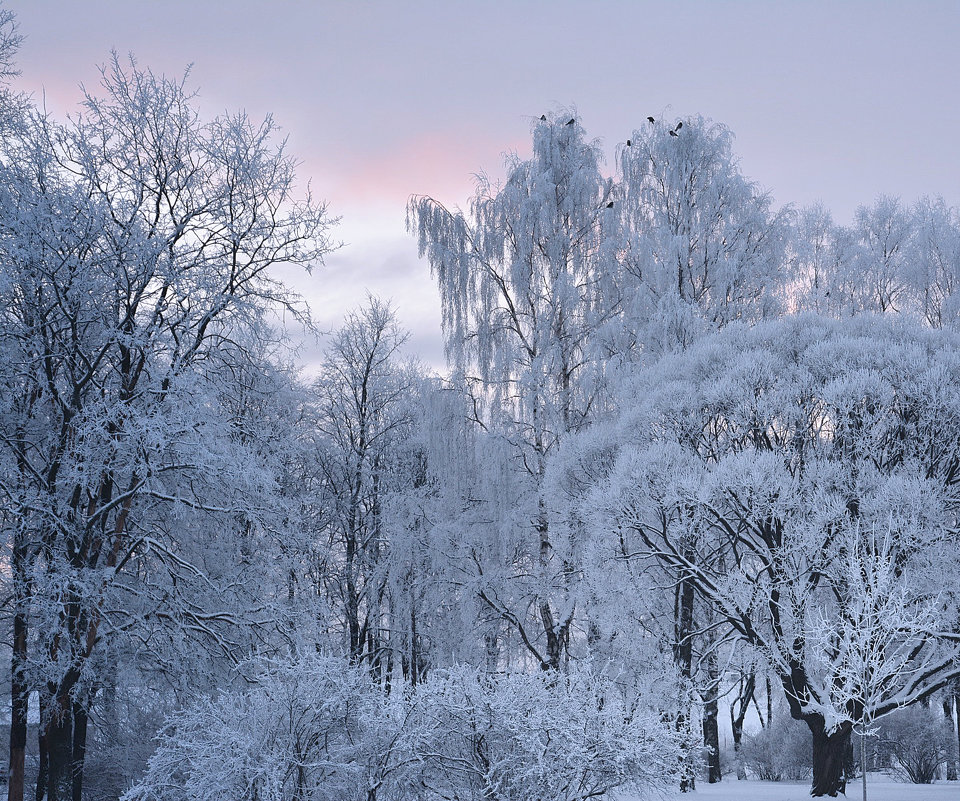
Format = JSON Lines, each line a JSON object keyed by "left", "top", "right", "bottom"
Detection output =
{"left": 408, "top": 376, "right": 530, "bottom": 670}
{"left": 851, "top": 195, "right": 913, "bottom": 314}
{"left": 407, "top": 664, "right": 688, "bottom": 801}
{"left": 616, "top": 114, "right": 788, "bottom": 353}
{"left": 790, "top": 203, "right": 836, "bottom": 314}
{"left": 408, "top": 113, "right": 619, "bottom": 670}
{"left": 307, "top": 298, "right": 421, "bottom": 675}
{"left": 560, "top": 315, "right": 960, "bottom": 797}
{"left": 907, "top": 196, "right": 960, "bottom": 328}
{"left": 612, "top": 118, "right": 789, "bottom": 784}
{"left": 792, "top": 195, "right": 960, "bottom": 326}
{"left": 81, "top": 343, "right": 310, "bottom": 796}
{"left": 0, "top": 53, "right": 333, "bottom": 801}
{"left": 789, "top": 203, "right": 862, "bottom": 317}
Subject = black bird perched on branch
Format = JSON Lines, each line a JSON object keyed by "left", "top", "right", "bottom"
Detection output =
{"left": 626, "top": 139, "right": 632, "bottom": 146}
{"left": 540, "top": 114, "right": 547, "bottom": 121}
{"left": 566, "top": 118, "right": 575, "bottom": 125}
{"left": 674, "top": 121, "right": 683, "bottom": 131}
{"left": 647, "top": 116, "right": 655, "bottom": 123}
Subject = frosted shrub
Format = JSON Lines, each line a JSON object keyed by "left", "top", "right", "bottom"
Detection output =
{"left": 879, "top": 706, "right": 947, "bottom": 784}
{"left": 122, "top": 655, "right": 407, "bottom": 801}
{"left": 409, "top": 665, "right": 684, "bottom": 801}
{"left": 740, "top": 715, "right": 812, "bottom": 781}
{"left": 125, "top": 656, "right": 685, "bottom": 801}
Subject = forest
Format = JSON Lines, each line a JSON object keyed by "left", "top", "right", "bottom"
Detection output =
{"left": 0, "top": 6, "right": 959, "bottom": 801}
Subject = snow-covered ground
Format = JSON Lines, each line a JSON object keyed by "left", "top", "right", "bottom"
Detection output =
{"left": 638, "top": 776, "right": 960, "bottom": 800}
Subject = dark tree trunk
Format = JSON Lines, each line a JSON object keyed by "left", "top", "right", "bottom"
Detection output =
{"left": 484, "top": 630, "right": 499, "bottom": 673}
{"left": 730, "top": 670, "right": 755, "bottom": 779}
{"left": 9, "top": 539, "right": 33, "bottom": 801}
{"left": 43, "top": 698, "right": 74, "bottom": 801}
{"left": 409, "top": 605, "right": 419, "bottom": 687}
{"left": 703, "top": 649, "right": 721, "bottom": 783}
{"left": 70, "top": 701, "right": 87, "bottom": 801}
{"left": 536, "top": 513, "right": 572, "bottom": 672}
{"left": 808, "top": 717, "right": 851, "bottom": 797}
{"left": 946, "top": 695, "right": 958, "bottom": 781}
{"left": 703, "top": 690, "right": 721, "bottom": 783}
{"left": 956, "top": 691, "right": 960, "bottom": 778}
{"left": 730, "top": 711, "right": 746, "bottom": 780}
{"left": 766, "top": 675, "right": 773, "bottom": 729}
{"left": 35, "top": 697, "right": 47, "bottom": 801}
{"left": 9, "top": 610, "right": 28, "bottom": 801}
{"left": 843, "top": 730, "right": 856, "bottom": 783}
{"left": 674, "top": 569, "right": 695, "bottom": 792}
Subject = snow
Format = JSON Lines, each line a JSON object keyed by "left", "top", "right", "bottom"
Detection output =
{"left": 638, "top": 777, "right": 960, "bottom": 801}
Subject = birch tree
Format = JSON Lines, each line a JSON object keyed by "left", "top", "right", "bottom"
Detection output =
{"left": 616, "top": 114, "right": 788, "bottom": 354}
{"left": 408, "top": 113, "right": 619, "bottom": 670}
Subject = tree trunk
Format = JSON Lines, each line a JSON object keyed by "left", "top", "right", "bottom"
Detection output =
{"left": 843, "top": 730, "right": 856, "bottom": 784}
{"left": 730, "top": 670, "right": 755, "bottom": 780}
{"left": 9, "top": 610, "right": 28, "bottom": 801}
{"left": 703, "top": 649, "right": 721, "bottom": 783}
{"left": 674, "top": 569, "right": 695, "bottom": 792}
{"left": 408, "top": 604, "right": 418, "bottom": 686}
{"left": 484, "top": 630, "right": 499, "bottom": 673}
{"left": 703, "top": 690, "right": 721, "bottom": 783}
{"left": 944, "top": 696, "right": 957, "bottom": 781}
{"left": 731, "top": 709, "right": 746, "bottom": 779}
{"left": 35, "top": 696, "right": 47, "bottom": 801}
{"left": 9, "top": 538, "right": 33, "bottom": 801}
{"left": 808, "top": 717, "right": 852, "bottom": 797}
{"left": 70, "top": 701, "right": 87, "bottom": 801}
{"left": 956, "top": 691, "right": 960, "bottom": 779}
{"left": 43, "top": 698, "right": 74, "bottom": 801}
{"left": 537, "top": 512, "right": 563, "bottom": 672}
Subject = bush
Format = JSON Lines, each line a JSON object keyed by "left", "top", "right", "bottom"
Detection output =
{"left": 124, "top": 655, "right": 691, "bottom": 801}
{"left": 122, "top": 654, "right": 394, "bottom": 801}
{"left": 740, "top": 715, "right": 812, "bottom": 781}
{"left": 878, "top": 706, "right": 947, "bottom": 784}
{"left": 413, "top": 666, "right": 692, "bottom": 801}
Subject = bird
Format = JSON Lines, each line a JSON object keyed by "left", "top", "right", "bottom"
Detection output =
{"left": 669, "top": 130, "right": 678, "bottom": 137}
{"left": 626, "top": 139, "right": 632, "bottom": 146}
{"left": 540, "top": 114, "right": 547, "bottom": 121}
{"left": 606, "top": 202, "right": 614, "bottom": 208}
{"left": 566, "top": 118, "right": 575, "bottom": 125}
{"left": 674, "top": 121, "right": 683, "bottom": 131}
{"left": 647, "top": 116, "right": 655, "bottom": 124}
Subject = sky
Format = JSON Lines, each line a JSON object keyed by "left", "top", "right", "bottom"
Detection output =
{"left": 6, "top": 0, "right": 960, "bottom": 372}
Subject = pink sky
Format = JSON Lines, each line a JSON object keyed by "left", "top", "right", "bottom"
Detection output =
{"left": 7, "top": 0, "right": 960, "bottom": 371}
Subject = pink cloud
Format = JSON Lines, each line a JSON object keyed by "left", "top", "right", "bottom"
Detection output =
{"left": 307, "top": 128, "right": 529, "bottom": 212}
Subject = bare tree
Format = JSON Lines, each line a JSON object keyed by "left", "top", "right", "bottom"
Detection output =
{"left": 309, "top": 298, "right": 419, "bottom": 676}
{"left": 0, "top": 54, "right": 333, "bottom": 801}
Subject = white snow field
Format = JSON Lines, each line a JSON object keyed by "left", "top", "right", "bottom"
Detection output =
{"left": 645, "top": 777, "right": 960, "bottom": 800}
